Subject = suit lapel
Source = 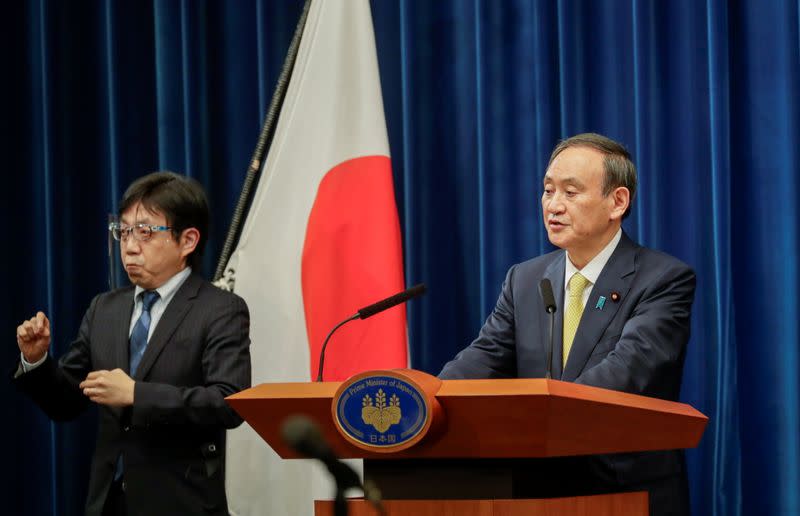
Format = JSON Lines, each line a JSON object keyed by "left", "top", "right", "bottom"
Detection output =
{"left": 133, "top": 273, "right": 201, "bottom": 381}
{"left": 540, "top": 253, "right": 566, "bottom": 379}
{"left": 562, "top": 233, "right": 638, "bottom": 382}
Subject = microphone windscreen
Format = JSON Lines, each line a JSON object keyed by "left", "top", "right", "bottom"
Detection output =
{"left": 358, "top": 283, "right": 427, "bottom": 319}
{"left": 539, "top": 279, "right": 557, "bottom": 313}
{"left": 281, "top": 415, "right": 329, "bottom": 459}
{"left": 281, "top": 415, "right": 362, "bottom": 489}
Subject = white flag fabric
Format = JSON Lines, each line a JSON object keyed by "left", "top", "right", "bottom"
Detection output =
{"left": 223, "top": 0, "right": 407, "bottom": 514}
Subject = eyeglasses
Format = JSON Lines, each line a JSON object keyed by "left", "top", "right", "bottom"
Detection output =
{"left": 108, "top": 222, "right": 173, "bottom": 242}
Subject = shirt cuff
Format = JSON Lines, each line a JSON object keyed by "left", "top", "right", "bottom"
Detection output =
{"left": 20, "top": 352, "right": 48, "bottom": 373}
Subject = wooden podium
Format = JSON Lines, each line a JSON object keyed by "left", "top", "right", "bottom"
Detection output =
{"left": 226, "top": 370, "right": 707, "bottom": 515}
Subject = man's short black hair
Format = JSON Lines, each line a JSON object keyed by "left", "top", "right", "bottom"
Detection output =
{"left": 118, "top": 171, "right": 209, "bottom": 270}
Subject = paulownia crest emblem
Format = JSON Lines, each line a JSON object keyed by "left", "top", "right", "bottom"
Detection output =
{"left": 361, "top": 388, "right": 401, "bottom": 433}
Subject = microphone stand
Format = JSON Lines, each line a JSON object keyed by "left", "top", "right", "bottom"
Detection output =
{"left": 545, "top": 309, "right": 555, "bottom": 379}
{"left": 334, "top": 489, "right": 347, "bottom": 516}
{"left": 538, "top": 279, "right": 557, "bottom": 379}
{"left": 316, "top": 313, "right": 359, "bottom": 382}
{"left": 315, "top": 284, "right": 426, "bottom": 381}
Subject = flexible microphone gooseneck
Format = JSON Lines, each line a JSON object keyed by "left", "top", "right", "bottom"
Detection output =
{"left": 315, "top": 284, "right": 427, "bottom": 382}
{"left": 538, "top": 279, "right": 557, "bottom": 379}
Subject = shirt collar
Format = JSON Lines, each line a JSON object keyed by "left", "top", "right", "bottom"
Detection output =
{"left": 134, "top": 267, "right": 192, "bottom": 303}
{"left": 565, "top": 229, "right": 622, "bottom": 286}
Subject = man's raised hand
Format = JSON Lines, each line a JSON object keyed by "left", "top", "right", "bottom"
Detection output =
{"left": 16, "top": 311, "right": 51, "bottom": 363}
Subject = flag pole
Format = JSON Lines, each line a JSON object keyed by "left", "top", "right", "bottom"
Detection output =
{"left": 213, "top": 0, "right": 314, "bottom": 284}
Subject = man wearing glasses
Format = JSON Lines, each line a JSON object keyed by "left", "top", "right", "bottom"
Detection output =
{"left": 14, "top": 172, "right": 252, "bottom": 516}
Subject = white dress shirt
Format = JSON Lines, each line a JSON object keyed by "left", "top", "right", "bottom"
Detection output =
{"left": 129, "top": 266, "right": 192, "bottom": 340}
{"left": 564, "top": 229, "right": 622, "bottom": 308}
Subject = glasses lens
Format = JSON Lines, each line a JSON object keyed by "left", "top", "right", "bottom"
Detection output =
{"left": 109, "top": 224, "right": 122, "bottom": 241}
{"left": 133, "top": 225, "right": 152, "bottom": 241}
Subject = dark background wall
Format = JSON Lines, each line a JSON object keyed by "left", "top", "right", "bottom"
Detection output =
{"left": 2, "top": 1, "right": 798, "bottom": 515}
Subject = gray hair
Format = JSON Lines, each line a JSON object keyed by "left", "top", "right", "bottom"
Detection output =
{"left": 548, "top": 133, "right": 637, "bottom": 218}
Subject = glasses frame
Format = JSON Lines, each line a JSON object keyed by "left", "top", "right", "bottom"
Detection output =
{"left": 108, "top": 222, "right": 174, "bottom": 242}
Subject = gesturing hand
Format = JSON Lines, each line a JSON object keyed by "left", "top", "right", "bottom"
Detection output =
{"left": 16, "top": 312, "right": 51, "bottom": 363}
{"left": 80, "top": 369, "right": 135, "bottom": 407}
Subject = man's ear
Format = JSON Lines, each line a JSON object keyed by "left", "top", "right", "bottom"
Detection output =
{"left": 609, "top": 187, "right": 630, "bottom": 221}
{"left": 179, "top": 228, "right": 200, "bottom": 259}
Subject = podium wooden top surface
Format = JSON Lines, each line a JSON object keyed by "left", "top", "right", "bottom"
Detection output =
{"left": 227, "top": 376, "right": 707, "bottom": 460}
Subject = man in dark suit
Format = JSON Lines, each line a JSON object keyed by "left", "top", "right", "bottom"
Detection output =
{"left": 15, "top": 172, "right": 251, "bottom": 516}
{"left": 440, "top": 133, "right": 696, "bottom": 516}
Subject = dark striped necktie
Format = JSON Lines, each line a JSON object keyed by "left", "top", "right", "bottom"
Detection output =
{"left": 129, "top": 290, "right": 160, "bottom": 376}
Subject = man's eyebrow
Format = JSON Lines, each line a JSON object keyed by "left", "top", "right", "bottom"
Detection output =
{"left": 120, "top": 217, "right": 155, "bottom": 225}
{"left": 543, "top": 175, "right": 585, "bottom": 187}
{"left": 562, "top": 177, "right": 584, "bottom": 187}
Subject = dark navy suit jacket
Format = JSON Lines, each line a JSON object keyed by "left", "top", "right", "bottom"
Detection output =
{"left": 440, "top": 232, "right": 696, "bottom": 515}
{"left": 15, "top": 273, "right": 251, "bottom": 516}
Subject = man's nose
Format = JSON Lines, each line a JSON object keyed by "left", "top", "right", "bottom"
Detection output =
{"left": 122, "top": 238, "right": 141, "bottom": 253}
{"left": 546, "top": 193, "right": 565, "bottom": 213}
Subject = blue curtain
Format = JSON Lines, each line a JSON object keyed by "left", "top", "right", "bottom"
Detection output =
{"left": 3, "top": 1, "right": 798, "bottom": 515}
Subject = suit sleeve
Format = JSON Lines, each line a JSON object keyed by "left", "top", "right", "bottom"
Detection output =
{"left": 439, "top": 266, "right": 519, "bottom": 379}
{"left": 13, "top": 297, "right": 97, "bottom": 421}
{"left": 574, "top": 262, "right": 696, "bottom": 397}
{"left": 131, "top": 294, "right": 251, "bottom": 429}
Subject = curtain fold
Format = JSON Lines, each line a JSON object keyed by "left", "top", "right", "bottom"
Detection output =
{"left": 3, "top": 1, "right": 799, "bottom": 515}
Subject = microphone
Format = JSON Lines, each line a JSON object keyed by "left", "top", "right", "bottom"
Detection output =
{"left": 357, "top": 283, "right": 426, "bottom": 319}
{"left": 538, "top": 279, "right": 557, "bottom": 379}
{"left": 281, "top": 415, "right": 361, "bottom": 488}
{"left": 316, "top": 284, "right": 427, "bottom": 382}
{"left": 539, "top": 279, "right": 556, "bottom": 314}
{"left": 281, "top": 415, "right": 384, "bottom": 515}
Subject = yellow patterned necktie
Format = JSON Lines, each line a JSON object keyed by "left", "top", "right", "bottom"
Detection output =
{"left": 563, "top": 272, "right": 591, "bottom": 367}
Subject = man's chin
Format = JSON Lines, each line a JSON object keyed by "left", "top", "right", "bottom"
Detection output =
{"left": 546, "top": 232, "right": 569, "bottom": 250}
{"left": 126, "top": 271, "right": 150, "bottom": 288}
